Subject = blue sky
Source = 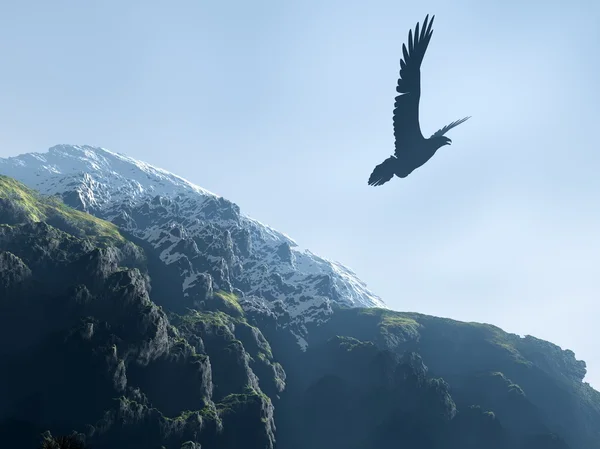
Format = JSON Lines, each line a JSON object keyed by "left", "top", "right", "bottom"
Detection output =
{"left": 1, "top": 0, "right": 599, "bottom": 387}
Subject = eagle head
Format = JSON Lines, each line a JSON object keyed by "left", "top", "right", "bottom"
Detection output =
{"left": 431, "top": 136, "right": 452, "bottom": 151}
{"left": 440, "top": 136, "right": 452, "bottom": 146}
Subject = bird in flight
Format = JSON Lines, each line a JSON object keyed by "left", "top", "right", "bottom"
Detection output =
{"left": 368, "top": 14, "right": 471, "bottom": 186}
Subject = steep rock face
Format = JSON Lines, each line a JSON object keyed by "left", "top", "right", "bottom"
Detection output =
{"left": 0, "top": 250, "right": 32, "bottom": 293}
{"left": 0, "top": 145, "right": 385, "bottom": 347}
{"left": 0, "top": 180, "right": 278, "bottom": 449}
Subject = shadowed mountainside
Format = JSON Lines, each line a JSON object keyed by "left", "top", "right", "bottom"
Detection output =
{"left": 0, "top": 175, "right": 599, "bottom": 449}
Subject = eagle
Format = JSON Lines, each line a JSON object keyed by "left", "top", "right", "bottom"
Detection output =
{"left": 368, "top": 14, "right": 471, "bottom": 186}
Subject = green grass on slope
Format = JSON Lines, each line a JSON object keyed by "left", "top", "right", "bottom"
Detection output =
{"left": 358, "top": 308, "right": 420, "bottom": 331}
{"left": 352, "top": 308, "right": 530, "bottom": 364}
{"left": 0, "top": 174, "right": 124, "bottom": 246}
{"left": 356, "top": 308, "right": 421, "bottom": 340}
{"left": 214, "top": 290, "right": 244, "bottom": 315}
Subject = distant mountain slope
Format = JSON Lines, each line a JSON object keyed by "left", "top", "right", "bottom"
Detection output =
{"left": 0, "top": 144, "right": 385, "bottom": 347}
{"left": 1, "top": 174, "right": 599, "bottom": 449}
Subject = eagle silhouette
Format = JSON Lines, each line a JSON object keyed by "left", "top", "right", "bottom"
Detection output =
{"left": 368, "top": 15, "right": 470, "bottom": 186}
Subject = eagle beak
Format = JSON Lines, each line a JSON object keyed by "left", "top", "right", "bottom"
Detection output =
{"left": 447, "top": 140, "right": 452, "bottom": 145}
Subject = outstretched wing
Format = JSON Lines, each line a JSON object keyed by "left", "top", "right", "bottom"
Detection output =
{"left": 430, "top": 116, "right": 471, "bottom": 138}
{"left": 393, "top": 14, "right": 435, "bottom": 155}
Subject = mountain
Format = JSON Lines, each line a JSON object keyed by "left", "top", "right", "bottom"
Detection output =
{"left": 0, "top": 144, "right": 385, "bottom": 349}
{"left": 1, "top": 146, "right": 600, "bottom": 449}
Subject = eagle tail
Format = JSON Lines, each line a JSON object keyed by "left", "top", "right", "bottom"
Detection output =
{"left": 368, "top": 156, "right": 397, "bottom": 186}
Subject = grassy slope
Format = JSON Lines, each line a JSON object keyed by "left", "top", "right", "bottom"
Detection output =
{"left": 0, "top": 174, "right": 124, "bottom": 246}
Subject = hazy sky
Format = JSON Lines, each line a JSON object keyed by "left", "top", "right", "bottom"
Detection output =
{"left": 1, "top": 0, "right": 599, "bottom": 387}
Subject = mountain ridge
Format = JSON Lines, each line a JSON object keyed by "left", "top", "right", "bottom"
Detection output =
{"left": 0, "top": 144, "right": 386, "bottom": 349}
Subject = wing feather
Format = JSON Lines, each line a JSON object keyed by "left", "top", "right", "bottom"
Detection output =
{"left": 393, "top": 14, "right": 435, "bottom": 156}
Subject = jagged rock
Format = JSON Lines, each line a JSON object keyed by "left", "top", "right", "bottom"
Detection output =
{"left": 0, "top": 250, "right": 32, "bottom": 294}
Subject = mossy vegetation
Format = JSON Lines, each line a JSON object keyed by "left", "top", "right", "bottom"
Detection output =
{"left": 359, "top": 308, "right": 530, "bottom": 365}
{"left": 489, "top": 371, "right": 526, "bottom": 396}
{"left": 168, "top": 405, "right": 218, "bottom": 424}
{"left": 217, "top": 393, "right": 254, "bottom": 414}
{"left": 173, "top": 309, "right": 237, "bottom": 330}
{"left": 327, "top": 307, "right": 533, "bottom": 369}
{"left": 336, "top": 335, "right": 371, "bottom": 352}
{"left": 213, "top": 290, "right": 244, "bottom": 315}
{"left": 216, "top": 387, "right": 270, "bottom": 415}
{"left": 358, "top": 308, "right": 420, "bottom": 331}
{"left": 255, "top": 352, "right": 269, "bottom": 363}
{"left": 0, "top": 175, "right": 124, "bottom": 246}
{"left": 356, "top": 308, "right": 421, "bottom": 342}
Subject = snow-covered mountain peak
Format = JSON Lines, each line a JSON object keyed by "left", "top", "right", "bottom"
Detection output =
{"left": 0, "top": 144, "right": 386, "bottom": 346}
{"left": 1, "top": 144, "right": 219, "bottom": 209}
